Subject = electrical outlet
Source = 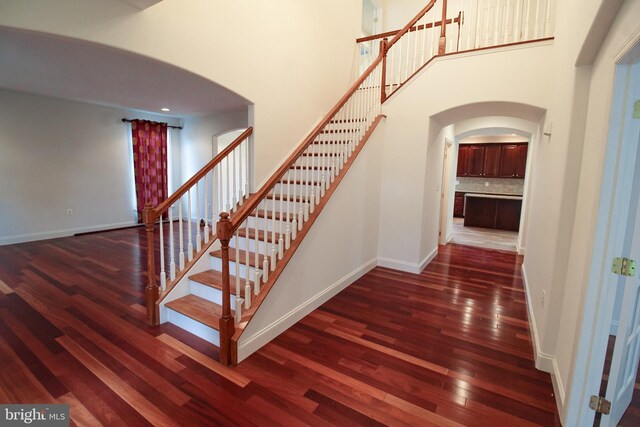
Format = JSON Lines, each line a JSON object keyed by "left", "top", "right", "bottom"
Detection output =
{"left": 66, "top": 209, "right": 73, "bottom": 216}
{"left": 541, "top": 290, "right": 546, "bottom": 307}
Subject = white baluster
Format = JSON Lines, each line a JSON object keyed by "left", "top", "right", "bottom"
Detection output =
{"left": 203, "top": 175, "right": 209, "bottom": 244}
{"left": 256, "top": 201, "right": 263, "bottom": 287}
{"left": 245, "top": 219, "right": 251, "bottom": 301}
{"left": 493, "top": 0, "right": 500, "bottom": 45}
{"left": 271, "top": 181, "right": 277, "bottom": 271}
{"left": 503, "top": 0, "right": 511, "bottom": 44}
{"left": 234, "top": 229, "right": 241, "bottom": 311}
{"left": 238, "top": 145, "right": 244, "bottom": 206}
{"left": 159, "top": 214, "right": 166, "bottom": 291}
{"left": 169, "top": 205, "right": 176, "bottom": 280}
{"left": 187, "top": 189, "right": 193, "bottom": 262}
{"left": 262, "top": 202, "right": 269, "bottom": 284}
{"left": 296, "top": 158, "right": 303, "bottom": 231}
{"left": 196, "top": 181, "right": 202, "bottom": 251}
{"left": 285, "top": 170, "right": 291, "bottom": 250}
{"left": 178, "top": 199, "right": 185, "bottom": 270}
{"left": 278, "top": 177, "right": 284, "bottom": 260}
{"left": 524, "top": 0, "right": 532, "bottom": 41}
{"left": 534, "top": 0, "right": 542, "bottom": 38}
{"left": 232, "top": 149, "right": 238, "bottom": 211}
{"left": 544, "top": 0, "right": 552, "bottom": 37}
{"left": 514, "top": 0, "right": 522, "bottom": 42}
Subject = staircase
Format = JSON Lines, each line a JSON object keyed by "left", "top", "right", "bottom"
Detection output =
{"left": 141, "top": 0, "right": 555, "bottom": 366}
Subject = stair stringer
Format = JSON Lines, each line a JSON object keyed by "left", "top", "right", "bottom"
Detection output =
{"left": 158, "top": 239, "right": 222, "bottom": 323}
{"left": 235, "top": 117, "right": 386, "bottom": 362}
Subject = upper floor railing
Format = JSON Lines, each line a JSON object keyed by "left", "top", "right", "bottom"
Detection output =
{"left": 357, "top": 0, "right": 555, "bottom": 98}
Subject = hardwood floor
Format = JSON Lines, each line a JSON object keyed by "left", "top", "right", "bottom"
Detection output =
{"left": 0, "top": 229, "right": 560, "bottom": 426}
{"left": 450, "top": 217, "right": 519, "bottom": 252}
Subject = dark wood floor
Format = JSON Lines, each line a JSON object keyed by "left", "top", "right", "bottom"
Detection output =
{"left": 0, "top": 229, "right": 560, "bottom": 426}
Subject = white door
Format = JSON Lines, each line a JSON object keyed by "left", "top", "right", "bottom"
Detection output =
{"left": 600, "top": 62, "right": 640, "bottom": 427}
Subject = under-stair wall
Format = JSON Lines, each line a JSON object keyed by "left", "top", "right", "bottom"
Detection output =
{"left": 236, "top": 122, "right": 385, "bottom": 362}
{"left": 377, "top": 40, "right": 553, "bottom": 272}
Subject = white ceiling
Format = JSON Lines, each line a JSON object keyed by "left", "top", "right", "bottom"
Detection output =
{"left": 0, "top": 26, "right": 251, "bottom": 118}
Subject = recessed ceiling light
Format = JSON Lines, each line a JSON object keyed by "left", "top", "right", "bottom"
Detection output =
{"left": 161, "top": 107, "right": 170, "bottom": 112}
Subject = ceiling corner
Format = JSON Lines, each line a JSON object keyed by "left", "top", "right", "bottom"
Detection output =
{"left": 121, "top": 0, "right": 164, "bottom": 10}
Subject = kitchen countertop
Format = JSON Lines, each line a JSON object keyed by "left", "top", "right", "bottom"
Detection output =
{"left": 464, "top": 193, "right": 523, "bottom": 200}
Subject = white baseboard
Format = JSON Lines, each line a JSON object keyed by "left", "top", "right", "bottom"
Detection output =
{"left": 237, "top": 257, "right": 377, "bottom": 362}
{"left": 377, "top": 257, "right": 421, "bottom": 274}
{"left": 522, "top": 263, "right": 564, "bottom": 409}
{"left": 419, "top": 247, "right": 438, "bottom": 272}
{"left": 0, "top": 221, "right": 137, "bottom": 246}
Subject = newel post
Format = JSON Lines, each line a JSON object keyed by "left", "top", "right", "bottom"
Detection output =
{"left": 142, "top": 203, "right": 160, "bottom": 325}
{"left": 217, "top": 212, "right": 234, "bottom": 366}
{"left": 439, "top": 0, "right": 448, "bottom": 55}
{"left": 380, "top": 38, "right": 388, "bottom": 104}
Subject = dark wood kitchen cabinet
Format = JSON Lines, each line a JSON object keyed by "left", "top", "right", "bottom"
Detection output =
{"left": 467, "top": 145, "right": 485, "bottom": 177}
{"left": 454, "top": 192, "right": 465, "bottom": 217}
{"left": 483, "top": 145, "right": 502, "bottom": 177}
{"left": 456, "top": 145, "right": 471, "bottom": 177}
{"left": 499, "top": 143, "right": 528, "bottom": 178}
{"left": 464, "top": 196, "right": 523, "bottom": 231}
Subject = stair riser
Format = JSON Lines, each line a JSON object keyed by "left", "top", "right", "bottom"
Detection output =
{"left": 190, "top": 280, "right": 242, "bottom": 311}
{"left": 230, "top": 235, "right": 281, "bottom": 254}
{"left": 273, "top": 181, "right": 334, "bottom": 196}
{"left": 209, "top": 256, "right": 262, "bottom": 280}
{"left": 165, "top": 309, "right": 220, "bottom": 346}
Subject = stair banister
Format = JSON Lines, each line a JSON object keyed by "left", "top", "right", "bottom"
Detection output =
{"left": 143, "top": 127, "right": 253, "bottom": 325}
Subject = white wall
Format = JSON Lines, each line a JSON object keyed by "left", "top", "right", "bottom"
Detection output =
{"left": 180, "top": 111, "right": 248, "bottom": 184}
{"left": 376, "top": 41, "right": 551, "bottom": 272}
{"left": 0, "top": 89, "right": 182, "bottom": 244}
{"left": 551, "top": 0, "right": 640, "bottom": 420}
{"left": 237, "top": 120, "right": 385, "bottom": 361}
{"left": 0, "top": 0, "right": 363, "bottom": 192}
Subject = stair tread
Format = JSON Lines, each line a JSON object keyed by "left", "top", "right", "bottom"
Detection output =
{"left": 266, "top": 194, "right": 312, "bottom": 203}
{"left": 237, "top": 227, "right": 282, "bottom": 243}
{"left": 290, "top": 165, "right": 333, "bottom": 170}
{"left": 301, "top": 152, "right": 342, "bottom": 156}
{"left": 280, "top": 179, "right": 322, "bottom": 185}
{"left": 190, "top": 269, "right": 252, "bottom": 297}
{"left": 250, "top": 209, "right": 297, "bottom": 222}
{"left": 166, "top": 294, "right": 229, "bottom": 330}
{"left": 210, "top": 248, "right": 267, "bottom": 268}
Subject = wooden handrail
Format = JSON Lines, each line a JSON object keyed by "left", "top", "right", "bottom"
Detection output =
{"left": 356, "top": 16, "right": 459, "bottom": 44}
{"left": 227, "top": 52, "right": 385, "bottom": 232}
{"left": 148, "top": 127, "right": 253, "bottom": 223}
{"left": 387, "top": 0, "right": 438, "bottom": 49}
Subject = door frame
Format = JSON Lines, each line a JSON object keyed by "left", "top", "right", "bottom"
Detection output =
{"left": 439, "top": 138, "right": 454, "bottom": 245}
{"left": 563, "top": 39, "right": 640, "bottom": 426}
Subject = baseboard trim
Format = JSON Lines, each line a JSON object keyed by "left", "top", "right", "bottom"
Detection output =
{"left": 522, "top": 263, "right": 564, "bottom": 409}
{"left": 419, "top": 247, "right": 438, "bottom": 272}
{"left": 0, "top": 221, "right": 137, "bottom": 246}
{"left": 377, "top": 257, "right": 421, "bottom": 274}
{"left": 237, "top": 257, "right": 378, "bottom": 362}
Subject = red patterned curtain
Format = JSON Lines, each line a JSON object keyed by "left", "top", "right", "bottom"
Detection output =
{"left": 131, "top": 120, "right": 168, "bottom": 223}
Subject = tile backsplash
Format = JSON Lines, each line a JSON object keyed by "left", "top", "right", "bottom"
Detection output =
{"left": 455, "top": 177, "right": 524, "bottom": 195}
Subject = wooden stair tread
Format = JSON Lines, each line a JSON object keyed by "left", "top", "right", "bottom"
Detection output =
{"left": 210, "top": 248, "right": 266, "bottom": 269}
{"left": 237, "top": 227, "right": 282, "bottom": 243}
{"left": 166, "top": 295, "right": 229, "bottom": 330}
{"left": 280, "top": 179, "right": 322, "bottom": 185}
{"left": 250, "top": 209, "right": 296, "bottom": 222}
{"left": 266, "top": 194, "right": 312, "bottom": 203}
{"left": 189, "top": 270, "right": 252, "bottom": 297}
{"left": 290, "top": 165, "right": 332, "bottom": 170}
{"left": 301, "top": 152, "right": 341, "bottom": 156}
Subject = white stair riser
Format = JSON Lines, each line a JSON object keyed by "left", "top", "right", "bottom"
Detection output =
{"left": 189, "top": 280, "right": 249, "bottom": 311}
{"left": 166, "top": 309, "right": 220, "bottom": 346}
{"left": 230, "top": 235, "right": 281, "bottom": 254}
{"left": 210, "top": 256, "right": 261, "bottom": 279}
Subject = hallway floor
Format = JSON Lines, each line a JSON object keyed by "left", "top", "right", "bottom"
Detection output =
{"left": 0, "top": 229, "right": 560, "bottom": 426}
{"left": 450, "top": 217, "right": 519, "bottom": 252}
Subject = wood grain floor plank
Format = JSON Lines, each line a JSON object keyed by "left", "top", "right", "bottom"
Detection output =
{"left": 0, "top": 228, "right": 562, "bottom": 425}
{"left": 57, "top": 335, "right": 176, "bottom": 427}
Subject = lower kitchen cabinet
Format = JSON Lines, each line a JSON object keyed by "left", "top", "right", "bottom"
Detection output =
{"left": 463, "top": 196, "right": 522, "bottom": 231}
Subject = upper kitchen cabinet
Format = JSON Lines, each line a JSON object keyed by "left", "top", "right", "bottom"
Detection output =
{"left": 467, "top": 145, "right": 485, "bottom": 177}
{"left": 456, "top": 145, "right": 471, "bottom": 177}
{"left": 515, "top": 144, "right": 528, "bottom": 178}
{"left": 483, "top": 145, "right": 502, "bottom": 177}
{"left": 499, "top": 143, "right": 528, "bottom": 178}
